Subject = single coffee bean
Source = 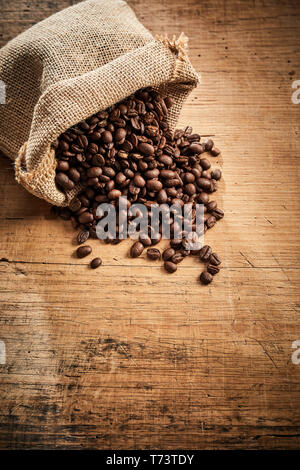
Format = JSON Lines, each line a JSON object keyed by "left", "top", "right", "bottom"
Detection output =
{"left": 77, "top": 245, "right": 92, "bottom": 258}
{"left": 138, "top": 142, "right": 154, "bottom": 155}
{"left": 199, "top": 158, "right": 211, "bottom": 170}
{"left": 90, "top": 257, "right": 102, "bottom": 269}
{"left": 55, "top": 172, "right": 74, "bottom": 190}
{"left": 164, "top": 261, "right": 177, "bottom": 273}
{"left": 211, "top": 208, "right": 224, "bottom": 220}
{"left": 108, "top": 189, "right": 122, "bottom": 200}
{"left": 102, "top": 130, "right": 113, "bottom": 143}
{"left": 133, "top": 174, "right": 146, "bottom": 187}
{"left": 162, "top": 247, "right": 175, "bottom": 261}
{"left": 210, "top": 147, "right": 220, "bottom": 157}
{"left": 147, "top": 248, "right": 161, "bottom": 260}
{"left": 211, "top": 168, "right": 222, "bottom": 180}
{"left": 207, "top": 264, "right": 220, "bottom": 275}
{"left": 157, "top": 189, "right": 168, "bottom": 204}
{"left": 209, "top": 253, "right": 221, "bottom": 265}
{"left": 206, "top": 215, "right": 216, "bottom": 228}
{"left": 130, "top": 241, "right": 144, "bottom": 258}
{"left": 171, "top": 253, "right": 184, "bottom": 264}
{"left": 56, "top": 160, "right": 70, "bottom": 172}
{"left": 196, "top": 177, "right": 211, "bottom": 192}
{"left": 87, "top": 166, "right": 102, "bottom": 178}
{"left": 206, "top": 200, "right": 217, "bottom": 212}
{"left": 199, "top": 245, "right": 212, "bottom": 261}
{"left": 189, "top": 143, "right": 204, "bottom": 154}
{"left": 78, "top": 211, "right": 94, "bottom": 224}
{"left": 69, "top": 197, "right": 81, "bottom": 212}
{"left": 147, "top": 179, "right": 163, "bottom": 192}
{"left": 203, "top": 138, "right": 214, "bottom": 151}
{"left": 77, "top": 230, "right": 90, "bottom": 244}
{"left": 200, "top": 271, "right": 213, "bottom": 284}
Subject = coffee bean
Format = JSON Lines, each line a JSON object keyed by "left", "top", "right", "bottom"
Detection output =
{"left": 207, "top": 264, "right": 220, "bottom": 275}
{"left": 138, "top": 142, "right": 154, "bottom": 155}
{"left": 206, "top": 200, "right": 217, "bottom": 212}
{"left": 77, "top": 230, "right": 90, "bottom": 244}
{"left": 56, "top": 160, "right": 70, "bottom": 172}
{"left": 164, "top": 261, "right": 177, "bottom": 273}
{"left": 189, "top": 143, "right": 204, "bottom": 154}
{"left": 78, "top": 211, "right": 94, "bottom": 224}
{"left": 55, "top": 172, "right": 75, "bottom": 190}
{"left": 196, "top": 177, "right": 211, "bottom": 192}
{"left": 209, "top": 253, "right": 221, "bottom": 265}
{"left": 102, "top": 130, "right": 113, "bottom": 143}
{"left": 211, "top": 169, "right": 222, "bottom": 180}
{"left": 199, "top": 245, "right": 212, "bottom": 261}
{"left": 162, "top": 247, "right": 175, "bottom": 261}
{"left": 69, "top": 197, "right": 81, "bottom": 212}
{"left": 203, "top": 139, "right": 214, "bottom": 151}
{"left": 199, "top": 158, "right": 211, "bottom": 170}
{"left": 211, "top": 208, "right": 224, "bottom": 220}
{"left": 108, "top": 189, "right": 122, "bottom": 200}
{"left": 206, "top": 215, "right": 216, "bottom": 228}
{"left": 147, "top": 248, "right": 161, "bottom": 260}
{"left": 171, "top": 253, "right": 184, "bottom": 264}
{"left": 147, "top": 179, "right": 163, "bottom": 192}
{"left": 90, "top": 257, "right": 102, "bottom": 269}
{"left": 77, "top": 245, "right": 92, "bottom": 258}
{"left": 200, "top": 271, "right": 213, "bottom": 284}
{"left": 130, "top": 241, "right": 144, "bottom": 258}
{"left": 210, "top": 147, "right": 220, "bottom": 157}
{"left": 133, "top": 174, "right": 146, "bottom": 187}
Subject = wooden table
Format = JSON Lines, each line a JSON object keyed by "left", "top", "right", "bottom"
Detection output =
{"left": 0, "top": 0, "right": 299, "bottom": 450}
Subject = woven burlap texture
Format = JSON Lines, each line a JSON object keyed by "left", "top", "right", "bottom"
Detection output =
{"left": 0, "top": 0, "right": 199, "bottom": 206}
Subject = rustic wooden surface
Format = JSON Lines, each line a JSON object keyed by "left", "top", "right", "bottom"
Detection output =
{"left": 0, "top": 0, "right": 300, "bottom": 450}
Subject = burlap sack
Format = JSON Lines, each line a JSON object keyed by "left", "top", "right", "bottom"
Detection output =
{"left": 0, "top": 0, "right": 199, "bottom": 206}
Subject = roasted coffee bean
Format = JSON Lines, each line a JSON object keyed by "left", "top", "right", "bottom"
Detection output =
{"left": 108, "top": 189, "right": 122, "bottom": 200}
{"left": 90, "top": 257, "right": 102, "bottom": 269}
{"left": 203, "top": 138, "right": 214, "bottom": 151}
{"left": 206, "top": 200, "right": 217, "bottom": 212}
{"left": 210, "top": 147, "right": 220, "bottom": 157}
{"left": 133, "top": 174, "right": 146, "bottom": 187}
{"left": 200, "top": 271, "right": 213, "bottom": 284}
{"left": 130, "top": 241, "right": 144, "bottom": 258}
{"left": 147, "top": 248, "right": 161, "bottom": 260}
{"left": 56, "top": 160, "right": 70, "bottom": 172}
{"left": 207, "top": 264, "right": 220, "bottom": 275}
{"left": 206, "top": 215, "right": 216, "bottom": 228}
{"left": 77, "top": 245, "right": 92, "bottom": 258}
{"left": 196, "top": 177, "right": 211, "bottom": 192}
{"left": 78, "top": 211, "right": 94, "bottom": 224}
{"left": 171, "top": 253, "right": 184, "bottom": 264}
{"left": 164, "top": 261, "right": 177, "bottom": 273}
{"left": 77, "top": 230, "right": 90, "bottom": 244}
{"left": 189, "top": 143, "right": 204, "bottom": 154}
{"left": 69, "top": 197, "right": 81, "bottom": 212}
{"left": 147, "top": 179, "right": 163, "bottom": 192}
{"left": 211, "top": 168, "right": 222, "bottom": 180}
{"left": 55, "top": 172, "right": 75, "bottom": 190}
{"left": 211, "top": 208, "right": 224, "bottom": 220}
{"left": 199, "top": 158, "right": 211, "bottom": 170}
{"left": 157, "top": 189, "right": 168, "bottom": 204}
{"left": 199, "top": 245, "right": 212, "bottom": 261}
{"left": 138, "top": 142, "right": 154, "bottom": 155}
{"left": 162, "top": 247, "right": 175, "bottom": 261}
{"left": 209, "top": 253, "right": 221, "bottom": 265}
{"left": 102, "top": 130, "right": 113, "bottom": 143}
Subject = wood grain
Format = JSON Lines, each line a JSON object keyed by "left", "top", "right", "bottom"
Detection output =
{"left": 0, "top": 0, "right": 300, "bottom": 449}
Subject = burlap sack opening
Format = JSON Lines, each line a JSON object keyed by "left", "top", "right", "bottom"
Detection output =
{"left": 0, "top": 0, "right": 199, "bottom": 206}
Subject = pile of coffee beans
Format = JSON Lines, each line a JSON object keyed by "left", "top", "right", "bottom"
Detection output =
{"left": 53, "top": 87, "right": 223, "bottom": 284}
